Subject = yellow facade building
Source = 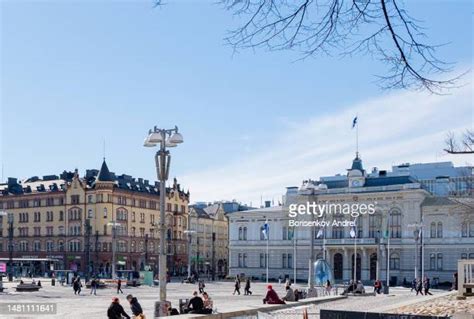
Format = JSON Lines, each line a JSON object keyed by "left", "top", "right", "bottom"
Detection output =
{"left": 188, "top": 203, "right": 228, "bottom": 278}
{"left": 0, "top": 159, "right": 189, "bottom": 278}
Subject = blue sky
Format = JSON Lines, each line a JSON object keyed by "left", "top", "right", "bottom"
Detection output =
{"left": 1, "top": 0, "right": 472, "bottom": 205}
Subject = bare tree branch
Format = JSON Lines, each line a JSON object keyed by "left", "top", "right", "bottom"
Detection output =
{"left": 220, "top": 0, "right": 466, "bottom": 94}
{"left": 444, "top": 130, "right": 474, "bottom": 154}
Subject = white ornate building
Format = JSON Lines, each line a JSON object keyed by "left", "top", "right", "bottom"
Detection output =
{"left": 228, "top": 155, "right": 474, "bottom": 285}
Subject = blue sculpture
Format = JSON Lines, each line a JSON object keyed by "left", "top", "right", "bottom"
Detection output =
{"left": 314, "top": 259, "right": 333, "bottom": 285}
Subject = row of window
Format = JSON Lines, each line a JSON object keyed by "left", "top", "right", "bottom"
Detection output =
{"left": 0, "top": 196, "right": 187, "bottom": 212}
{"left": 12, "top": 211, "right": 65, "bottom": 223}
{"left": 238, "top": 253, "right": 293, "bottom": 268}
{"left": 236, "top": 253, "right": 294, "bottom": 269}
{"left": 0, "top": 239, "right": 185, "bottom": 254}
{"left": 236, "top": 219, "right": 474, "bottom": 241}
{"left": 1, "top": 209, "right": 187, "bottom": 226}
{"left": 0, "top": 198, "right": 64, "bottom": 209}
{"left": 9, "top": 225, "right": 172, "bottom": 238}
{"left": 234, "top": 251, "right": 474, "bottom": 272}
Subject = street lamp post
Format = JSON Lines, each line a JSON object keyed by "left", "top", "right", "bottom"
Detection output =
{"left": 107, "top": 221, "right": 120, "bottom": 279}
{"left": 84, "top": 219, "right": 92, "bottom": 281}
{"left": 297, "top": 181, "right": 318, "bottom": 298}
{"left": 144, "top": 125, "right": 183, "bottom": 302}
{"left": 292, "top": 226, "right": 297, "bottom": 283}
{"left": 0, "top": 211, "right": 14, "bottom": 281}
{"left": 145, "top": 234, "right": 149, "bottom": 267}
{"left": 211, "top": 231, "right": 216, "bottom": 281}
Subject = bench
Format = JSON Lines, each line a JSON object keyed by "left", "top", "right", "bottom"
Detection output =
{"left": 15, "top": 284, "right": 41, "bottom": 292}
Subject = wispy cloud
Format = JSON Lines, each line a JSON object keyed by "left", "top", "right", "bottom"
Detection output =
{"left": 180, "top": 84, "right": 472, "bottom": 206}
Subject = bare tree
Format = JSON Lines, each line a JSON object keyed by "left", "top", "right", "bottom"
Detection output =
{"left": 444, "top": 130, "right": 474, "bottom": 154}
{"left": 217, "top": 0, "right": 465, "bottom": 93}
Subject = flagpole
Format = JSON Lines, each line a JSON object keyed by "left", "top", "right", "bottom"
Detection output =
{"left": 266, "top": 235, "right": 269, "bottom": 284}
{"left": 356, "top": 115, "right": 359, "bottom": 156}
{"left": 323, "top": 226, "right": 326, "bottom": 260}
{"left": 293, "top": 228, "right": 297, "bottom": 283}
{"left": 386, "top": 227, "right": 390, "bottom": 291}
{"left": 353, "top": 218, "right": 357, "bottom": 284}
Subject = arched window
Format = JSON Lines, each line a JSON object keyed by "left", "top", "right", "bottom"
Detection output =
{"left": 437, "top": 222, "right": 443, "bottom": 238}
{"left": 369, "top": 214, "right": 381, "bottom": 238}
{"left": 238, "top": 227, "right": 242, "bottom": 240}
{"left": 333, "top": 253, "right": 343, "bottom": 280}
{"left": 243, "top": 227, "right": 247, "bottom": 240}
{"left": 389, "top": 209, "right": 401, "bottom": 238}
{"left": 461, "top": 253, "right": 468, "bottom": 259}
{"left": 430, "top": 222, "right": 436, "bottom": 238}
{"left": 389, "top": 253, "right": 400, "bottom": 270}
{"left": 243, "top": 253, "right": 247, "bottom": 267}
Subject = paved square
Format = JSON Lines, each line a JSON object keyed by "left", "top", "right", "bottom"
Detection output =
{"left": 0, "top": 278, "right": 454, "bottom": 318}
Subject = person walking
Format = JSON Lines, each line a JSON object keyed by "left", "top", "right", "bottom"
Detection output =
{"left": 415, "top": 278, "right": 424, "bottom": 296}
{"left": 90, "top": 278, "right": 97, "bottom": 295}
{"left": 76, "top": 277, "right": 82, "bottom": 295}
{"left": 126, "top": 294, "right": 144, "bottom": 318}
{"left": 244, "top": 278, "right": 252, "bottom": 295}
{"left": 373, "top": 279, "right": 381, "bottom": 294}
{"left": 107, "top": 297, "right": 130, "bottom": 319}
{"left": 325, "top": 279, "right": 332, "bottom": 295}
{"left": 233, "top": 277, "right": 241, "bottom": 295}
{"left": 73, "top": 277, "right": 81, "bottom": 295}
{"left": 424, "top": 277, "right": 433, "bottom": 295}
{"left": 117, "top": 279, "right": 123, "bottom": 294}
{"left": 198, "top": 279, "right": 205, "bottom": 294}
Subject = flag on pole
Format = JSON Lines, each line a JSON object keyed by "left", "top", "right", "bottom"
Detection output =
{"left": 262, "top": 222, "right": 269, "bottom": 240}
{"left": 352, "top": 116, "right": 358, "bottom": 129}
{"left": 350, "top": 226, "right": 356, "bottom": 238}
{"left": 316, "top": 228, "right": 324, "bottom": 239}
